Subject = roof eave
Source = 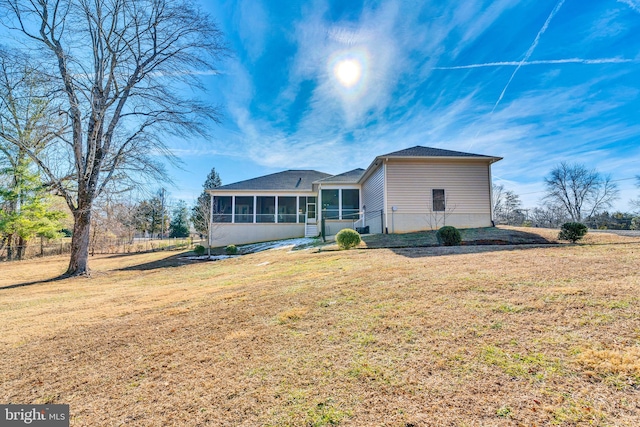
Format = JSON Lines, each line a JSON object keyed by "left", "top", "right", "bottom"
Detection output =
{"left": 206, "top": 188, "right": 317, "bottom": 194}
{"left": 357, "top": 156, "right": 385, "bottom": 184}
{"left": 313, "top": 180, "right": 361, "bottom": 185}
{"left": 382, "top": 155, "right": 502, "bottom": 162}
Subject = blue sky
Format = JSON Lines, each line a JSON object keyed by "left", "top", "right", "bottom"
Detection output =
{"left": 168, "top": 0, "right": 640, "bottom": 212}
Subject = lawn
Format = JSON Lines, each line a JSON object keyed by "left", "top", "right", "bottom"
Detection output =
{"left": 1, "top": 227, "right": 639, "bottom": 426}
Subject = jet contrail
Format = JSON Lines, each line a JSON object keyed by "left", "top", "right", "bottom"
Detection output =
{"left": 618, "top": 0, "right": 640, "bottom": 13}
{"left": 491, "top": 0, "right": 566, "bottom": 112}
{"left": 435, "top": 57, "right": 636, "bottom": 70}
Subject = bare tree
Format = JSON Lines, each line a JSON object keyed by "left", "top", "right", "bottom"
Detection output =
{"left": 493, "top": 185, "right": 523, "bottom": 225}
{"left": 192, "top": 196, "right": 229, "bottom": 257}
{"left": 0, "top": 0, "right": 226, "bottom": 275}
{"left": 630, "top": 176, "right": 640, "bottom": 213}
{"left": 531, "top": 203, "right": 569, "bottom": 228}
{"left": 90, "top": 193, "right": 139, "bottom": 254}
{"left": 426, "top": 193, "right": 456, "bottom": 230}
{"left": 544, "top": 162, "right": 619, "bottom": 223}
{"left": 492, "top": 183, "right": 504, "bottom": 223}
{"left": 191, "top": 167, "right": 221, "bottom": 254}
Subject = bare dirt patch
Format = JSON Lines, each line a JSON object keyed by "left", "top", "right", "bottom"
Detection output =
{"left": 1, "top": 229, "right": 640, "bottom": 426}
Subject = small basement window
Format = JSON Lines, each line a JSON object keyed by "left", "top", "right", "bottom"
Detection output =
{"left": 432, "top": 189, "right": 445, "bottom": 212}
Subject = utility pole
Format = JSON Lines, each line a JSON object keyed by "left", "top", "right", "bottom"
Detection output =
{"left": 160, "top": 188, "right": 166, "bottom": 240}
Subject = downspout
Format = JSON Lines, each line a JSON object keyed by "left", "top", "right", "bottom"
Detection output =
{"left": 318, "top": 184, "right": 325, "bottom": 241}
{"left": 488, "top": 162, "right": 495, "bottom": 227}
{"left": 383, "top": 159, "right": 389, "bottom": 234}
{"left": 360, "top": 187, "right": 364, "bottom": 229}
{"left": 318, "top": 184, "right": 322, "bottom": 224}
{"left": 208, "top": 193, "right": 214, "bottom": 256}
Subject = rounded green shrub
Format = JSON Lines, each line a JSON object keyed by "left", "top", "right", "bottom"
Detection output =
{"left": 225, "top": 244, "right": 238, "bottom": 255}
{"left": 336, "top": 228, "right": 361, "bottom": 250}
{"left": 193, "top": 245, "right": 206, "bottom": 256}
{"left": 436, "top": 226, "right": 461, "bottom": 246}
{"left": 558, "top": 222, "right": 588, "bottom": 243}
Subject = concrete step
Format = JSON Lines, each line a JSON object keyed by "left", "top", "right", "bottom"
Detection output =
{"left": 305, "top": 224, "right": 318, "bottom": 237}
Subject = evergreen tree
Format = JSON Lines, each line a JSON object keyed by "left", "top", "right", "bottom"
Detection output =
{"left": 169, "top": 200, "right": 190, "bottom": 238}
{"left": 0, "top": 159, "right": 65, "bottom": 260}
{"left": 133, "top": 195, "right": 167, "bottom": 237}
{"left": 191, "top": 168, "right": 222, "bottom": 235}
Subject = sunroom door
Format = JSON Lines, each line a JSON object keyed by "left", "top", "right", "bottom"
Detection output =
{"left": 306, "top": 202, "right": 316, "bottom": 224}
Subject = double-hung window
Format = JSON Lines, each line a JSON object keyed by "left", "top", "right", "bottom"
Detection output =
{"left": 432, "top": 189, "right": 445, "bottom": 212}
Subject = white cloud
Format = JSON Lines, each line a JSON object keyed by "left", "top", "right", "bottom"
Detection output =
{"left": 453, "top": 0, "right": 520, "bottom": 57}
{"left": 234, "top": 0, "right": 269, "bottom": 61}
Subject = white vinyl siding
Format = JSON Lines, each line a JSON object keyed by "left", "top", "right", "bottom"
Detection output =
{"left": 385, "top": 160, "right": 492, "bottom": 231}
{"left": 362, "top": 164, "right": 384, "bottom": 212}
{"left": 386, "top": 160, "right": 490, "bottom": 213}
{"left": 361, "top": 164, "right": 384, "bottom": 234}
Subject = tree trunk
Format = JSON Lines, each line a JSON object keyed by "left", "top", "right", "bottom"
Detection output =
{"left": 16, "top": 236, "right": 26, "bottom": 260}
{"left": 66, "top": 207, "right": 92, "bottom": 276}
{"left": 6, "top": 233, "right": 14, "bottom": 261}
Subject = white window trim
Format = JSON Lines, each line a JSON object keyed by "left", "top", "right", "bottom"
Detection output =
{"left": 432, "top": 188, "right": 446, "bottom": 212}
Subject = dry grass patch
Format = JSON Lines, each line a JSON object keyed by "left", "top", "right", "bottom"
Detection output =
{"left": 1, "top": 230, "right": 640, "bottom": 425}
{"left": 276, "top": 307, "right": 308, "bottom": 324}
{"left": 575, "top": 346, "right": 640, "bottom": 388}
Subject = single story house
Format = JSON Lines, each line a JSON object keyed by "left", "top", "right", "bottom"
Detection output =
{"left": 207, "top": 146, "right": 502, "bottom": 246}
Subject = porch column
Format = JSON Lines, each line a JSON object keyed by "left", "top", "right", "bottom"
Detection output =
{"left": 231, "top": 196, "right": 236, "bottom": 224}
{"left": 318, "top": 185, "right": 322, "bottom": 223}
{"left": 209, "top": 194, "right": 214, "bottom": 245}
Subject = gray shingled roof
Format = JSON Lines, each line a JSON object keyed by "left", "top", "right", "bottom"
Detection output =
{"left": 315, "top": 168, "right": 366, "bottom": 184}
{"left": 212, "top": 170, "right": 331, "bottom": 191}
{"left": 380, "top": 145, "right": 495, "bottom": 158}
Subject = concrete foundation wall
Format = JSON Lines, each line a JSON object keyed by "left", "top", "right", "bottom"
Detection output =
{"left": 324, "top": 220, "right": 356, "bottom": 236}
{"left": 386, "top": 212, "right": 492, "bottom": 233}
{"left": 210, "top": 224, "right": 305, "bottom": 247}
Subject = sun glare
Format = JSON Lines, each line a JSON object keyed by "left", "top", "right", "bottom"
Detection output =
{"left": 328, "top": 49, "right": 369, "bottom": 98}
{"left": 334, "top": 59, "right": 362, "bottom": 88}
